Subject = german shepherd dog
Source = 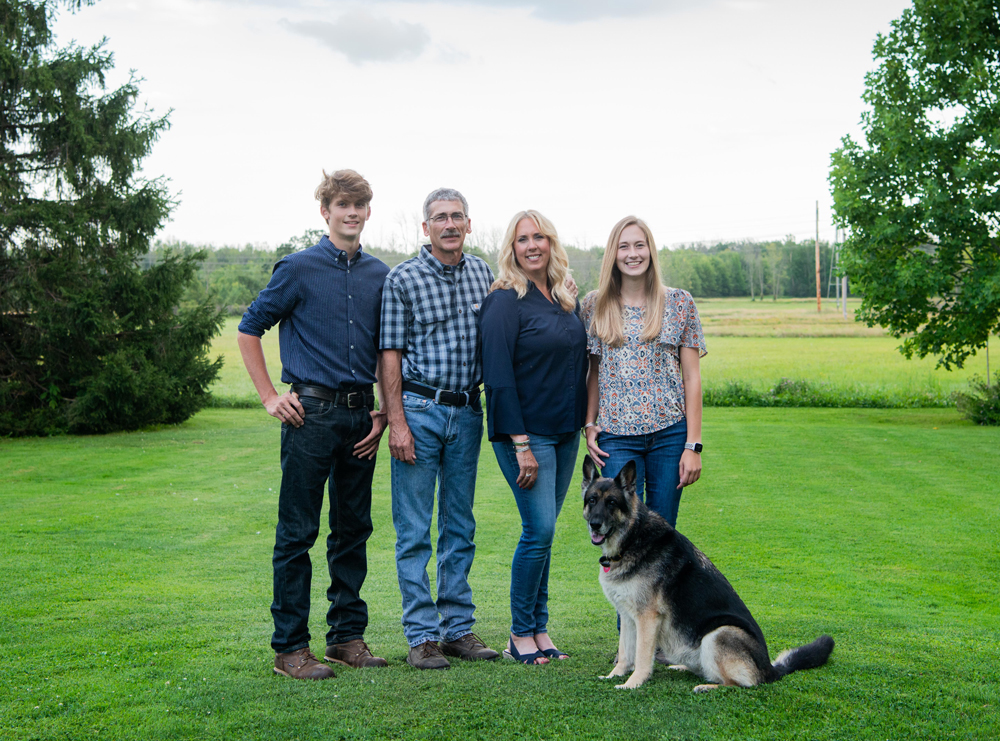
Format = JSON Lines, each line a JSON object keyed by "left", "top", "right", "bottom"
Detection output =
{"left": 582, "top": 456, "right": 834, "bottom": 691}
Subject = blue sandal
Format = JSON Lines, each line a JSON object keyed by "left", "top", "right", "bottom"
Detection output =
{"left": 503, "top": 641, "right": 547, "bottom": 665}
{"left": 541, "top": 647, "right": 569, "bottom": 660}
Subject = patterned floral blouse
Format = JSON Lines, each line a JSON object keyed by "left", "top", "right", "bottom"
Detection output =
{"left": 580, "top": 288, "right": 707, "bottom": 436}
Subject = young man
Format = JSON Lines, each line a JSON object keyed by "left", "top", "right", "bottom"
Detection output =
{"left": 380, "top": 187, "right": 500, "bottom": 669}
{"left": 238, "top": 169, "right": 390, "bottom": 680}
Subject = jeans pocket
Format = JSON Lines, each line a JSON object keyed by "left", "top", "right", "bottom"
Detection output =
{"left": 401, "top": 393, "right": 431, "bottom": 412}
{"left": 300, "top": 396, "right": 333, "bottom": 418}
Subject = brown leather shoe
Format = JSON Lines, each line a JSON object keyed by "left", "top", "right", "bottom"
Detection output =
{"left": 441, "top": 632, "right": 500, "bottom": 661}
{"left": 324, "top": 639, "right": 388, "bottom": 668}
{"left": 273, "top": 647, "right": 335, "bottom": 679}
{"left": 406, "top": 640, "right": 451, "bottom": 670}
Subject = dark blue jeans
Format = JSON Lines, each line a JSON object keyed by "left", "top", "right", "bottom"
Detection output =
{"left": 271, "top": 396, "right": 376, "bottom": 653}
{"left": 598, "top": 418, "right": 687, "bottom": 527}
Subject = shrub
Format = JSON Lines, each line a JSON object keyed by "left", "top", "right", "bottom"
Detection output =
{"left": 955, "top": 373, "right": 1000, "bottom": 426}
{"left": 704, "top": 378, "right": 952, "bottom": 409}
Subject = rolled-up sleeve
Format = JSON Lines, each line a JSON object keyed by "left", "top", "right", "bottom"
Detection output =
{"left": 237, "top": 258, "right": 298, "bottom": 337}
{"left": 480, "top": 290, "right": 525, "bottom": 441}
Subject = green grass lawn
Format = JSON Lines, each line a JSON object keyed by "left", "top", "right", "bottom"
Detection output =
{"left": 2, "top": 407, "right": 998, "bottom": 740}
{"left": 211, "top": 313, "right": 994, "bottom": 406}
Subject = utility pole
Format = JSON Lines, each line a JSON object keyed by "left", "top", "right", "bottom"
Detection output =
{"left": 816, "top": 201, "right": 821, "bottom": 312}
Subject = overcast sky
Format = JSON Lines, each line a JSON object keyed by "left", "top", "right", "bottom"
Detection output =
{"left": 53, "top": 0, "right": 911, "bottom": 250}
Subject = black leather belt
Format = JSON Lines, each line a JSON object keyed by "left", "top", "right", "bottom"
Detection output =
{"left": 291, "top": 383, "right": 374, "bottom": 410}
{"left": 402, "top": 380, "right": 480, "bottom": 407}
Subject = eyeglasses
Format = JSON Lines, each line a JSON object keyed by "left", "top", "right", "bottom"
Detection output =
{"left": 428, "top": 212, "right": 467, "bottom": 225}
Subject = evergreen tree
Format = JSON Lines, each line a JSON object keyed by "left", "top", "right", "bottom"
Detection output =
{"left": 1, "top": 0, "right": 223, "bottom": 435}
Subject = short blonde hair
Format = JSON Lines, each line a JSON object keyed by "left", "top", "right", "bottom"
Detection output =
{"left": 590, "top": 215, "right": 666, "bottom": 347}
{"left": 314, "top": 169, "right": 373, "bottom": 210}
{"left": 491, "top": 210, "right": 575, "bottom": 312}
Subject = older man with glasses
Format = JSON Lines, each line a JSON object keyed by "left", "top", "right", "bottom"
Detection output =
{"left": 379, "top": 187, "right": 500, "bottom": 669}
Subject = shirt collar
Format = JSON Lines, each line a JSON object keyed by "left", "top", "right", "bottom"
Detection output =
{"left": 419, "top": 244, "right": 465, "bottom": 276}
{"left": 320, "top": 234, "right": 365, "bottom": 266}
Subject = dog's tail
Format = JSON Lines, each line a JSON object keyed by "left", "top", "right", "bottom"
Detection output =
{"left": 771, "top": 635, "right": 834, "bottom": 678}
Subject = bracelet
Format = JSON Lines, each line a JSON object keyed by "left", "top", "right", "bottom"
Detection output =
{"left": 583, "top": 422, "right": 597, "bottom": 429}
{"left": 515, "top": 447, "right": 531, "bottom": 454}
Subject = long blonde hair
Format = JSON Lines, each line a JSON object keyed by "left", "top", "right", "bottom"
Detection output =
{"left": 491, "top": 210, "right": 575, "bottom": 312}
{"left": 590, "top": 215, "right": 666, "bottom": 347}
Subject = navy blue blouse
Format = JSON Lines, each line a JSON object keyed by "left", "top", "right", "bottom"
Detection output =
{"left": 480, "top": 284, "right": 588, "bottom": 442}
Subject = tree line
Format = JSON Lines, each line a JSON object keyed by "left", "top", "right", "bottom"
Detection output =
{"left": 152, "top": 233, "right": 842, "bottom": 316}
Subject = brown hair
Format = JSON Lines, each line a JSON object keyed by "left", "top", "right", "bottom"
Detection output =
{"left": 314, "top": 169, "right": 373, "bottom": 210}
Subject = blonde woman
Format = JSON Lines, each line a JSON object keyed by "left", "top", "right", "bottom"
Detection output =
{"left": 480, "top": 210, "right": 588, "bottom": 665}
{"left": 581, "top": 216, "right": 706, "bottom": 527}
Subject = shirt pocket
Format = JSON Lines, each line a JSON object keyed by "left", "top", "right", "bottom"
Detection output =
{"left": 412, "top": 300, "right": 453, "bottom": 326}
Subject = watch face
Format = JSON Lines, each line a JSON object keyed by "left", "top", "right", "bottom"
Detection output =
{"left": 694, "top": 443, "right": 703, "bottom": 453}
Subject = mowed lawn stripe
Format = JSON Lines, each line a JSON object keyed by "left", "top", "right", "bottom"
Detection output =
{"left": 1, "top": 408, "right": 998, "bottom": 740}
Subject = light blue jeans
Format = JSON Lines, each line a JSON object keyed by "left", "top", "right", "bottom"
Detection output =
{"left": 493, "top": 431, "right": 579, "bottom": 637}
{"left": 390, "top": 392, "right": 483, "bottom": 647}
{"left": 598, "top": 418, "right": 687, "bottom": 527}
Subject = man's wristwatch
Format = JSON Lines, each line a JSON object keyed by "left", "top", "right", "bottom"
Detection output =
{"left": 684, "top": 442, "right": 703, "bottom": 453}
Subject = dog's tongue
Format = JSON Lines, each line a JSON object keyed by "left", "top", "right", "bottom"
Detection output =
{"left": 591, "top": 532, "right": 605, "bottom": 545}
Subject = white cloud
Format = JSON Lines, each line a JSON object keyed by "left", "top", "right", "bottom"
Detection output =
{"left": 422, "top": 0, "right": 703, "bottom": 22}
{"left": 237, "top": 0, "right": 703, "bottom": 23}
{"left": 280, "top": 10, "right": 430, "bottom": 64}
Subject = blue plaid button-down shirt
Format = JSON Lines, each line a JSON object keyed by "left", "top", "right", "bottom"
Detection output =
{"left": 380, "top": 245, "right": 494, "bottom": 392}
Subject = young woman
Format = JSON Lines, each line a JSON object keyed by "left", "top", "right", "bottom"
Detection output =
{"left": 581, "top": 215, "right": 706, "bottom": 528}
{"left": 480, "top": 210, "right": 588, "bottom": 665}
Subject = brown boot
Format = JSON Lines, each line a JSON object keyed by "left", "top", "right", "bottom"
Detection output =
{"left": 273, "top": 647, "right": 336, "bottom": 679}
{"left": 406, "top": 640, "right": 450, "bottom": 670}
{"left": 325, "top": 639, "right": 388, "bottom": 668}
{"left": 441, "top": 632, "right": 500, "bottom": 661}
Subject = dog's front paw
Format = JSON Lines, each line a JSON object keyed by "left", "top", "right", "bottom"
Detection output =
{"left": 615, "top": 680, "right": 643, "bottom": 690}
{"left": 692, "top": 683, "right": 720, "bottom": 693}
{"left": 615, "top": 673, "right": 649, "bottom": 690}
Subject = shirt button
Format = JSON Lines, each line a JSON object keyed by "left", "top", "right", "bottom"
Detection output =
{"left": 463, "top": 362, "right": 467, "bottom": 366}
{"left": 350, "top": 345, "right": 354, "bottom": 349}
{"left": 459, "top": 309, "right": 463, "bottom": 314}
{"left": 349, "top": 295, "right": 352, "bottom": 299}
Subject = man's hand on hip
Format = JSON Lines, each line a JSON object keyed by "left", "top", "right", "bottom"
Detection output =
{"left": 264, "top": 391, "right": 305, "bottom": 427}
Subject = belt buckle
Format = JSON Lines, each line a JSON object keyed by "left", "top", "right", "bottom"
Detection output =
{"left": 346, "top": 391, "right": 361, "bottom": 408}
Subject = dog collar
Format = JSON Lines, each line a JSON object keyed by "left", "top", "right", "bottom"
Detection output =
{"left": 599, "top": 555, "right": 622, "bottom": 572}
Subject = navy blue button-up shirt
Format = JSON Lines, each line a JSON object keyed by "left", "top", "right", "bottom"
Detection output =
{"left": 480, "top": 284, "right": 588, "bottom": 441}
{"left": 238, "top": 236, "right": 390, "bottom": 391}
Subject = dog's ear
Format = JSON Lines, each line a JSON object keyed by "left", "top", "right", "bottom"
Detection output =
{"left": 582, "top": 455, "right": 598, "bottom": 492}
{"left": 615, "top": 460, "right": 638, "bottom": 496}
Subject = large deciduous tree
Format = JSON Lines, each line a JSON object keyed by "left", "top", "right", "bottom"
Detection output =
{"left": 1, "top": 0, "right": 222, "bottom": 435}
{"left": 829, "top": 0, "right": 1000, "bottom": 369}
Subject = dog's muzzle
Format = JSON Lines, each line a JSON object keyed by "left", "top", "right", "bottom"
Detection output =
{"left": 589, "top": 524, "right": 606, "bottom": 545}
